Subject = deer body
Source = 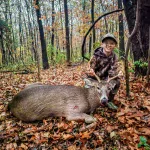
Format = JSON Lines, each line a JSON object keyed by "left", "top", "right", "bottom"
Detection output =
{"left": 9, "top": 83, "right": 102, "bottom": 123}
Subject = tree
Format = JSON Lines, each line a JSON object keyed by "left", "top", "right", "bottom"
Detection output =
{"left": 25, "top": 0, "right": 37, "bottom": 61}
{"left": 35, "top": 0, "right": 49, "bottom": 69}
{"left": 91, "top": 0, "right": 95, "bottom": 44}
{"left": 99, "top": 0, "right": 108, "bottom": 33}
{"left": 123, "top": 0, "right": 150, "bottom": 75}
{"left": 0, "top": 19, "right": 8, "bottom": 64}
{"left": 51, "top": 0, "right": 55, "bottom": 62}
{"left": 118, "top": 0, "right": 125, "bottom": 58}
{"left": 64, "top": 0, "right": 71, "bottom": 63}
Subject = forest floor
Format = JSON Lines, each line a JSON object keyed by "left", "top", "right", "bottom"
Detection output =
{"left": 0, "top": 63, "right": 150, "bottom": 150}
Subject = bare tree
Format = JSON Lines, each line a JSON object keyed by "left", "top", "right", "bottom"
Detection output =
{"left": 51, "top": 0, "right": 55, "bottom": 62}
{"left": 64, "top": 0, "right": 71, "bottom": 63}
{"left": 91, "top": 0, "right": 95, "bottom": 44}
{"left": 118, "top": 0, "right": 125, "bottom": 58}
{"left": 123, "top": 0, "right": 150, "bottom": 76}
{"left": 35, "top": 0, "right": 49, "bottom": 69}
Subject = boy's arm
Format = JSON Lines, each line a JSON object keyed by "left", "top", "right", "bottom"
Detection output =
{"left": 87, "top": 55, "right": 97, "bottom": 76}
{"left": 89, "top": 55, "right": 97, "bottom": 71}
{"left": 108, "top": 55, "right": 121, "bottom": 78}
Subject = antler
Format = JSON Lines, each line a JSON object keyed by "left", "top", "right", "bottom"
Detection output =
{"left": 94, "top": 74, "right": 101, "bottom": 83}
{"left": 107, "top": 71, "right": 123, "bottom": 82}
{"left": 107, "top": 75, "right": 119, "bottom": 83}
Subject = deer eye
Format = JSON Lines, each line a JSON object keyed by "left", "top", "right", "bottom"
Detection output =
{"left": 108, "top": 86, "right": 112, "bottom": 91}
{"left": 97, "top": 86, "right": 100, "bottom": 90}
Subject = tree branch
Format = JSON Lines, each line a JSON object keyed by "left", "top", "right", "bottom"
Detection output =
{"left": 81, "top": 8, "right": 124, "bottom": 61}
{"left": 147, "top": 26, "right": 150, "bottom": 84}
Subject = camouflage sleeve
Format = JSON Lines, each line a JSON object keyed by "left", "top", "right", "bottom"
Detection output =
{"left": 89, "top": 55, "right": 97, "bottom": 71}
{"left": 108, "top": 55, "right": 120, "bottom": 77}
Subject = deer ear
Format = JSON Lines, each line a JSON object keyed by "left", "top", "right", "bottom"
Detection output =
{"left": 84, "top": 78, "right": 97, "bottom": 88}
{"left": 108, "top": 80, "right": 116, "bottom": 90}
{"left": 84, "top": 78, "right": 92, "bottom": 88}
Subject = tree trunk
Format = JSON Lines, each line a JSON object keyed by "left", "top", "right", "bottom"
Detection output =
{"left": 89, "top": 36, "right": 92, "bottom": 56}
{"left": 4, "top": 0, "right": 9, "bottom": 64}
{"left": 0, "top": 29, "right": 6, "bottom": 64}
{"left": 35, "top": 0, "right": 49, "bottom": 69}
{"left": 118, "top": 0, "right": 125, "bottom": 58}
{"left": 82, "top": 0, "right": 86, "bottom": 10}
{"left": 123, "top": 0, "right": 149, "bottom": 75}
{"left": 51, "top": 0, "right": 55, "bottom": 62}
{"left": 100, "top": 0, "right": 108, "bottom": 33}
{"left": 8, "top": 1, "right": 17, "bottom": 63}
{"left": 59, "top": 0, "right": 64, "bottom": 51}
{"left": 18, "top": 0, "right": 23, "bottom": 61}
{"left": 147, "top": 26, "right": 150, "bottom": 83}
{"left": 91, "top": 0, "right": 95, "bottom": 44}
{"left": 70, "top": 10, "right": 73, "bottom": 58}
{"left": 64, "top": 0, "right": 71, "bottom": 63}
{"left": 25, "top": 0, "right": 37, "bottom": 61}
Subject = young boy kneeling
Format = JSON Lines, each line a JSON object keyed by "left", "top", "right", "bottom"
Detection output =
{"left": 89, "top": 33, "right": 122, "bottom": 109}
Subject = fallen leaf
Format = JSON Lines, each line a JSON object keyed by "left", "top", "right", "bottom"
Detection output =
{"left": 68, "top": 145, "right": 77, "bottom": 150}
{"left": 20, "top": 143, "right": 28, "bottom": 150}
{"left": 81, "top": 131, "right": 91, "bottom": 139}
{"left": 110, "top": 131, "right": 117, "bottom": 138}
{"left": 138, "top": 127, "right": 150, "bottom": 135}
{"left": 62, "top": 134, "right": 74, "bottom": 140}
{"left": 106, "top": 125, "right": 118, "bottom": 133}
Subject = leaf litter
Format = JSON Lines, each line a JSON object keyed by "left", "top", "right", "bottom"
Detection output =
{"left": 0, "top": 63, "right": 150, "bottom": 150}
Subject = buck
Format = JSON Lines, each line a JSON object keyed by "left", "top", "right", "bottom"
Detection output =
{"left": 8, "top": 75, "right": 118, "bottom": 123}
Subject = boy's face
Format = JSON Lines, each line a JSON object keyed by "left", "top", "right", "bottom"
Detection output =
{"left": 102, "top": 39, "right": 116, "bottom": 54}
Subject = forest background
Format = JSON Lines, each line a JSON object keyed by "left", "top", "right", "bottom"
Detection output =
{"left": 0, "top": 0, "right": 150, "bottom": 149}
{"left": 0, "top": 0, "right": 149, "bottom": 76}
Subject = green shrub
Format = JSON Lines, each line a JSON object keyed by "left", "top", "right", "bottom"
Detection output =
{"left": 47, "top": 44, "right": 66, "bottom": 64}
{"left": 138, "top": 136, "right": 150, "bottom": 150}
{"left": 134, "top": 60, "right": 148, "bottom": 68}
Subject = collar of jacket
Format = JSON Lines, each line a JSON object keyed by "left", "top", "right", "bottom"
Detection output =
{"left": 94, "top": 47, "right": 115, "bottom": 58}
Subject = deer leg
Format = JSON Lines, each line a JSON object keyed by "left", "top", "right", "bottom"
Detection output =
{"left": 66, "top": 113, "right": 97, "bottom": 124}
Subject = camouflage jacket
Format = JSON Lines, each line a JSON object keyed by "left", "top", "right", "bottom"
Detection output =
{"left": 90, "top": 47, "right": 119, "bottom": 80}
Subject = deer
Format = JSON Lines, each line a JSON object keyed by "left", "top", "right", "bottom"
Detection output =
{"left": 8, "top": 75, "right": 119, "bottom": 124}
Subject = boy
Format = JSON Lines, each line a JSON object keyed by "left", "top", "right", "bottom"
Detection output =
{"left": 89, "top": 33, "right": 122, "bottom": 109}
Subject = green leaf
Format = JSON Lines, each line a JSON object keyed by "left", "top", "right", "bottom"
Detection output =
{"left": 145, "top": 146, "right": 150, "bottom": 150}
{"left": 140, "top": 136, "right": 147, "bottom": 144}
{"left": 138, "top": 143, "right": 142, "bottom": 148}
{"left": 107, "top": 102, "right": 118, "bottom": 110}
{"left": 138, "top": 136, "right": 150, "bottom": 148}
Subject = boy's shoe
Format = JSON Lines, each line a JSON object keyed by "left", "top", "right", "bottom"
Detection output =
{"left": 107, "top": 102, "right": 118, "bottom": 110}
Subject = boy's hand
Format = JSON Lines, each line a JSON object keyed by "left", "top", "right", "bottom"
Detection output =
{"left": 87, "top": 68, "right": 96, "bottom": 76}
{"left": 118, "top": 71, "right": 124, "bottom": 78}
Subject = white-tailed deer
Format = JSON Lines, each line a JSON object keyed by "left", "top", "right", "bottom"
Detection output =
{"left": 8, "top": 75, "right": 118, "bottom": 123}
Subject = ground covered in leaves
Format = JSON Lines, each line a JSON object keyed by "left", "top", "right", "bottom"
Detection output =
{"left": 0, "top": 63, "right": 150, "bottom": 150}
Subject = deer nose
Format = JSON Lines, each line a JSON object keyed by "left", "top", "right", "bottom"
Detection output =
{"left": 101, "top": 98, "right": 108, "bottom": 105}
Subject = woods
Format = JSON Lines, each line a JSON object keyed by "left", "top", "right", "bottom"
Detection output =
{"left": 0, "top": 0, "right": 149, "bottom": 75}
{"left": 0, "top": 0, "right": 149, "bottom": 76}
{"left": 0, "top": 0, "right": 124, "bottom": 68}
{"left": 0, "top": 0, "right": 150, "bottom": 149}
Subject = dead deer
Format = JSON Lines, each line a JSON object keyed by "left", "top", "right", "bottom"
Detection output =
{"left": 8, "top": 75, "right": 118, "bottom": 123}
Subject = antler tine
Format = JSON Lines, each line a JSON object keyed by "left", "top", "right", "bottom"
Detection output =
{"left": 107, "top": 75, "right": 119, "bottom": 83}
{"left": 94, "top": 74, "right": 101, "bottom": 83}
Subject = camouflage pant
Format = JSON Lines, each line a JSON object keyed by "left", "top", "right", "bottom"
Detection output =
{"left": 108, "top": 79, "right": 120, "bottom": 101}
